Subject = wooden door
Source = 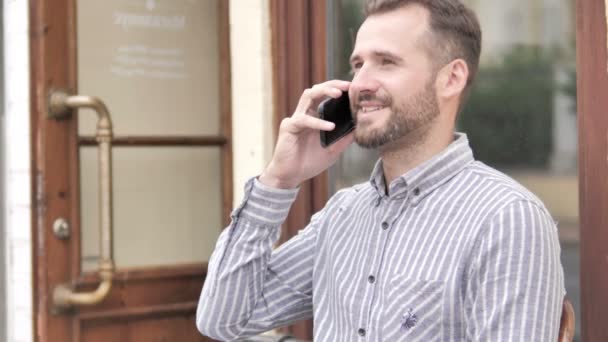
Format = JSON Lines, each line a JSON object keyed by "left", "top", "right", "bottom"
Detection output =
{"left": 30, "top": 0, "right": 230, "bottom": 341}
{"left": 270, "top": 0, "right": 327, "bottom": 339}
{"left": 577, "top": 1, "right": 608, "bottom": 341}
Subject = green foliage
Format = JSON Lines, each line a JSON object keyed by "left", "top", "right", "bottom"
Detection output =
{"left": 334, "top": 0, "right": 365, "bottom": 80}
{"left": 458, "top": 45, "right": 555, "bottom": 169}
{"left": 561, "top": 66, "right": 577, "bottom": 113}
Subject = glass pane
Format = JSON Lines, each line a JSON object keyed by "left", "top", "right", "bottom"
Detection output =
{"left": 458, "top": 3, "right": 579, "bottom": 340}
{"left": 327, "top": 0, "right": 371, "bottom": 193}
{"left": 77, "top": 0, "right": 221, "bottom": 136}
{"left": 328, "top": 1, "right": 579, "bottom": 340}
{"left": 80, "top": 147, "right": 222, "bottom": 271}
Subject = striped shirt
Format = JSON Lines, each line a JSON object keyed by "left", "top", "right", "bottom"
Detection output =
{"left": 197, "top": 133, "right": 565, "bottom": 341}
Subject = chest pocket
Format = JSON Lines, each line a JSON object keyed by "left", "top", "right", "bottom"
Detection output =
{"left": 382, "top": 277, "right": 445, "bottom": 342}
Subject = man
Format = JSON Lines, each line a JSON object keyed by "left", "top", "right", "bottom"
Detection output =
{"left": 197, "top": 0, "right": 565, "bottom": 341}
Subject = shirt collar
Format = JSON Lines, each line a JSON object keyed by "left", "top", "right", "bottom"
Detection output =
{"left": 369, "top": 132, "right": 475, "bottom": 204}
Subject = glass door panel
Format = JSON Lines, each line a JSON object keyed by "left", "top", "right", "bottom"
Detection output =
{"left": 77, "top": 0, "right": 221, "bottom": 136}
{"left": 80, "top": 147, "right": 222, "bottom": 271}
{"left": 76, "top": 0, "right": 225, "bottom": 272}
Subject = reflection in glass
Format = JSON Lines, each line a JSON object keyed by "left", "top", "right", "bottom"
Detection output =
{"left": 77, "top": 0, "right": 221, "bottom": 136}
{"left": 80, "top": 147, "right": 222, "bottom": 271}
{"left": 328, "top": 1, "right": 579, "bottom": 340}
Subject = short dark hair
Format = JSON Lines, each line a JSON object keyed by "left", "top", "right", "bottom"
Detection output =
{"left": 365, "top": 0, "right": 482, "bottom": 91}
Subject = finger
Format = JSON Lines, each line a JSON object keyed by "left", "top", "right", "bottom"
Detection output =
{"left": 295, "top": 86, "right": 342, "bottom": 115}
{"left": 294, "top": 80, "right": 350, "bottom": 114}
{"left": 321, "top": 79, "right": 351, "bottom": 90}
{"left": 290, "top": 114, "right": 336, "bottom": 132}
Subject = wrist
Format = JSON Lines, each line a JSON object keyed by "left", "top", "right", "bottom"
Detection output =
{"left": 259, "top": 170, "right": 299, "bottom": 189}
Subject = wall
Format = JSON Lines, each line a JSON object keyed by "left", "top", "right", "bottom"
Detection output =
{"left": 3, "top": 0, "right": 32, "bottom": 341}
{"left": 229, "top": 0, "right": 275, "bottom": 205}
{"left": 0, "top": 0, "right": 5, "bottom": 338}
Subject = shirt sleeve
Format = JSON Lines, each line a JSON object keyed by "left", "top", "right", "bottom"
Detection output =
{"left": 465, "top": 200, "right": 566, "bottom": 341}
{"left": 196, "top": 177, "right": 321, "bottom": 340}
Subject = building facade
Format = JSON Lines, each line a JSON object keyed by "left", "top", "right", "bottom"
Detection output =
{"left": 1, "top": 0, "right": 606, "bottom": 341}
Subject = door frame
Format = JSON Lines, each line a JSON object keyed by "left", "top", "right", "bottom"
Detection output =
{"left": 270, "top": 0, "right": 327, "bottom": 339}
{"left": 576, "top": 1, "right": 608, "bottom": 341}
{"left": 29, "top": 0, "right": 232, "bottom": 340}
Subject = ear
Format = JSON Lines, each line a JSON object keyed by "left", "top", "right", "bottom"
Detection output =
{"left": 435, "top": 59, "right": 469, "bottom": 101}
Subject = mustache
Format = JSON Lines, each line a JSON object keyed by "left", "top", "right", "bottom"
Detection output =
{"left": 352, "top": 93, "right": 392, "bottom": 110}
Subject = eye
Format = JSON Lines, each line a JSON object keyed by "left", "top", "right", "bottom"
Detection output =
{"left": 350, "top": 62, "right": 363, "bottom": 75}
{"left": 381, "top": 58, "right": 394, "bottom": 66}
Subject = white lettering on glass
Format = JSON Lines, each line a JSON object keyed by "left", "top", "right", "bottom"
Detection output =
{"left": 111, "top": 44, "right": 187, "bottom": 80}
{"left": 113, "top": 11, "right": 186, "bottom": 31}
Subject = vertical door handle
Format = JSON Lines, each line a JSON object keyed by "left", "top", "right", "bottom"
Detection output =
{"left": 48, "top": 89, "right": 115, "bottom": 309}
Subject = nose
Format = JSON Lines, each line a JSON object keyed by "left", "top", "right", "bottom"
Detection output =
{"left": 350, "top": 65, "right": 381, "bottom": 96}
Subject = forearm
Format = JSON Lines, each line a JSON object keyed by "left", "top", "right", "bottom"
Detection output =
{"left": 196, "top": 178, "right": 299, "bottom": 340}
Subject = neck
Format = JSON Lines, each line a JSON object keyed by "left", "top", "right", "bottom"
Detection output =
{"left": 380, "top": 124, "right": 453, "bottom": 187}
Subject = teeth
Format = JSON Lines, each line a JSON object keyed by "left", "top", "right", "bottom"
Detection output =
{"left": 361, "top": 106, "right": 383, "bottom": 113}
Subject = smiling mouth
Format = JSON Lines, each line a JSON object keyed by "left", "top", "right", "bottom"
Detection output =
{"left": 358, "top": 106, "right": 387, "bottom": 114}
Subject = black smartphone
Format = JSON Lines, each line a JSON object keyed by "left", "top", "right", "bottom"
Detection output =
{"left": 318, "top": 91, "right": 355, "bottom": 147}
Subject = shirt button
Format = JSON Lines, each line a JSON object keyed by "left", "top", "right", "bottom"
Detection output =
{"left": 358, "top": 328, "right": 366, "bottom": 336}
{"left": 381, "top": 222, "right": 389, "bottom": 230}
{"left": 413, "top": 187, "right": 421, "bottom": 196}
{"left": 368, "top": 275, "right": 376, "bottom": 284}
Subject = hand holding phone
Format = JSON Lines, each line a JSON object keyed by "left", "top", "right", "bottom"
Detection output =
{"left": 259, "top": 80, "right": 354, "bottom": 189}
{"left": 318, "top": 91, "right": 355, "bottom": 147}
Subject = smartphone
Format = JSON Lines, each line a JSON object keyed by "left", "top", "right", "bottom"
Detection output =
{"left": 318, "top": 91, "right": 355, "bottom": 147}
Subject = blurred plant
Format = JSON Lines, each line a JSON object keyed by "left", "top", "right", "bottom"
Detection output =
{"left": 560, "top": 66, "right": 577, "bottom": 114}
{"left": 458, "top": 45, "right": 556, "bottom": 169}
{"left": 554, "top": 36, "right": 577, "bottom": 114}
{"left": 334, "top": 0, "right": 365, "bottom": 80}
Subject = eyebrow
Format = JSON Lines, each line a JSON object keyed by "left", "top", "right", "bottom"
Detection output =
{"left": 349, "top": 50, "right": 404, "bottom": 65}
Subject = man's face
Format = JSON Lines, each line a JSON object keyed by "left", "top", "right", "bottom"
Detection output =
{"left": 349, "top": 5, "right": 441, "bottom": 150}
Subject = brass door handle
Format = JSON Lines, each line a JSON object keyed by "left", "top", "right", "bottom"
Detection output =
{"left": 48, "top": 89, "right": 115, "bottom": 309}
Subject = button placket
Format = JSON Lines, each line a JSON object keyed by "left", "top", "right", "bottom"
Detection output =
{"left": 380, "top": 197, "right": 404, "bottom": 232}
{"left": 359, "top": 196, "right": 393, "bottom": 340}
{"left": 362, "top": 197, "right": 405, "bottom": 340}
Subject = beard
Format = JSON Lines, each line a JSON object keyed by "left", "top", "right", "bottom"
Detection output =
{"left": 352, "top": 79, "right": 440, "bottom": 150}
